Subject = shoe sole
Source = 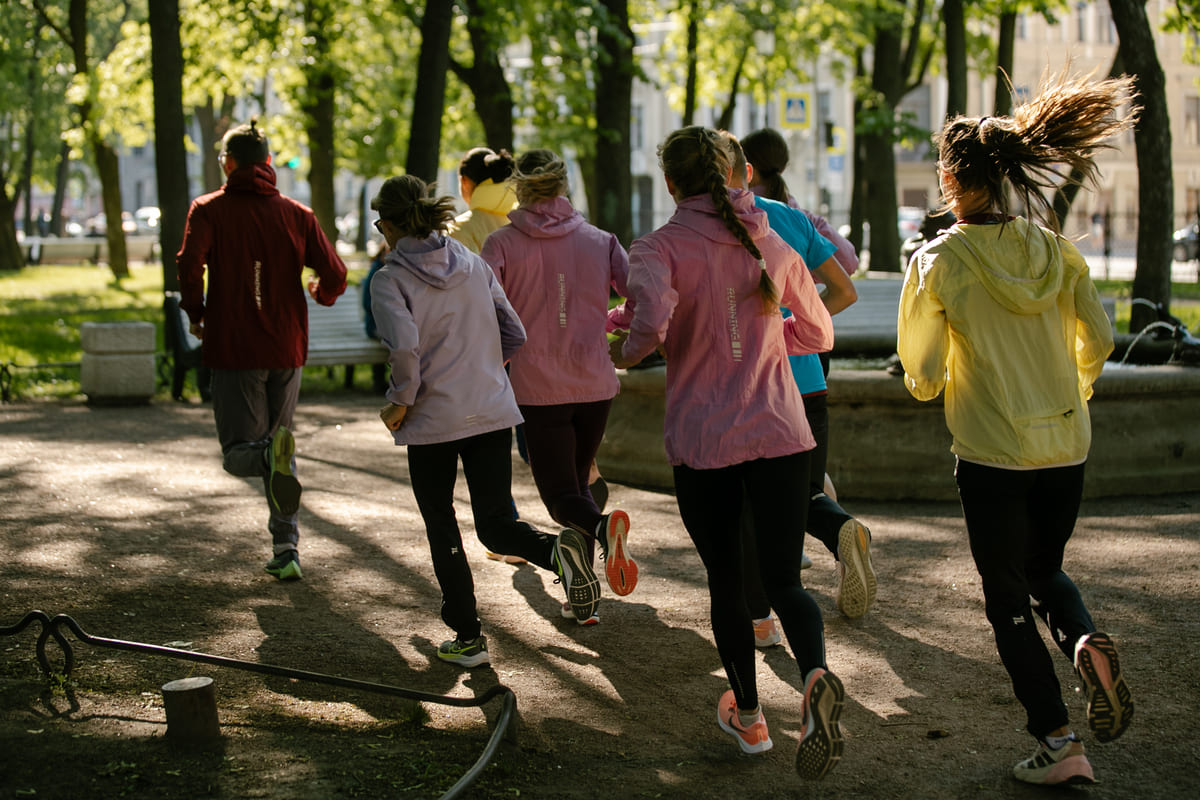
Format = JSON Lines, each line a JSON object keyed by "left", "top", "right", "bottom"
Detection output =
{"left": 556, "top": 530, "right": 600, "bottom": 621}
{"left": 437, "top": 651, "right": 491, "bottom": 668}
{"left": 561, "top": 602, "right": 600, "bottom": 626}
{"left": 836, "top": 519, "right": 876, "bottom": 618}
{"left": 268, "top": 428, "right": 302, "bottom": 515}
{"left": 716, "top": 693, "right": 773, "bottom": 754}
{"left": 604, "top": 509, "right": 638, "bottom": 596}
{"left": 795, "top": 670, "right": 845, "bottom": 780}
{"left": 265, "top": 561, "right": 303, "bottom": 581}
{"left": 1075, "top": 632, "right": 1133, "bottom": 743}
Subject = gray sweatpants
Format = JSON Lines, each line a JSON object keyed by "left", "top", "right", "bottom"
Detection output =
{"left": 210, "top": 367, "right": 302, "bottom": 550}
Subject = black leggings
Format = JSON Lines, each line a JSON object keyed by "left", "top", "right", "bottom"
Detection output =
{"left": 674, "top": 451, "right": 825, "bottom": 711}
{"left": 955, "top": 458, "right": 1096, "bottom": 739}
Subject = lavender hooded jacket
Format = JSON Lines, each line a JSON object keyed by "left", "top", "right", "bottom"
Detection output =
{"left": 370, "top": 233, "right": 525, "bottom": 446}
{"left": 481, "top": 196, "right": 630, "bottom": 406}
{"left": 609, "top": 189, "right": 834, "bottom": 469}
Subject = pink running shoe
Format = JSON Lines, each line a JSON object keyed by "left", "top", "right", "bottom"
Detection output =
{"left": 795, "top": 668, "right": 845, "bottom": 780}
{"left": 716, "top": 690, "right": 773, "bottom": 754}
{"left": 1013, "top": 737, "right": 1095, "bottom": 785}
{"left": 1074, "top": 631, "right": 1134, "bottom": 742}
{"left": 599, "top": 510, "right": 638, "bottom": 596}
{"left": 753, "top": 616, "right": 782, "bottom": 648}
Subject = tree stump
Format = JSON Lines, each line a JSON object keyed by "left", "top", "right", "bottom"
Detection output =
{"left": 162, "top": 676, "right": 220, "bottom": 742}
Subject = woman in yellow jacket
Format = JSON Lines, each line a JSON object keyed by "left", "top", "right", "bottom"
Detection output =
{"left": 448, "top": 147, "right": 518, "bottom": 254}
{"left": 897, "top": 73, "right": 1135, "bottom": 787}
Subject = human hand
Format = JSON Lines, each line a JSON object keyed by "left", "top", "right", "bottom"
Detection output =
{"left": 307, "top": 279, "right": 321, "bottom": 300}
{"left": 609, "top": 331, "right": 635, "bottom": 369}
{"left": 380, "top": 402, "right": 407, "bottom": 431}
{"left": 189, "top": 322, "right": 204, "bottom": 340}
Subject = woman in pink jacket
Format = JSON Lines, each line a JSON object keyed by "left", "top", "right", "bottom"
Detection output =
{"left": 482, "top": 150, "right": 637, "bottom": 618}
{"left": 609, "top": 126, "right": 842, "bottom": 780}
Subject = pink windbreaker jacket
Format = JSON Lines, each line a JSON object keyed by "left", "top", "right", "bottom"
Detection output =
{"left": 609, "top": 189, "right": 834, "bottom": 469}
{"left": 481, "top": 196, "right": 630, "bottom": 406}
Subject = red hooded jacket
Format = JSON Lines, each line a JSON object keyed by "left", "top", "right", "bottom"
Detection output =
{"left": 177, "top": 163, "right": 347, "bottom": 369}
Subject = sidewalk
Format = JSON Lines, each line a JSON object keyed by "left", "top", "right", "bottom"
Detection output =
{"left": 1, "top": 395, "right": 1196, "bottom": 799}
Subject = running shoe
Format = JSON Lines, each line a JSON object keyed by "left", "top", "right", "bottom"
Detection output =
{"left": 554, "top": 529, "right": 600, "bottom": 622}
{"left": 1074, "top": 631, "right": 1134, "bottom": 743}
{"left": 753, "top": 616, "right": 782, "bottom": 648}
{"left": 836, "top": 519, "right": 876, "bottom": 618}
{"left": 716, "top": 689, "right": 773, "bottom": 754}
{"left": 436, "top": 635, "right": 490, "bottom": 668}
{"left": 264, "top": 549, "right": 303, "bottom": 581}
{"left": 597, "top": 510, "right": 637, "bottom": 596}
{"left": 795, "top": 668, "right": 844, "bottom": 780}
{"left": 1012, "top": 737, "right": 1094, "bottom": 785}
{"left": 561, "top": 600, "right": 599, "bottom": 626}
{"left": 267, "top": 426, "right": 301, "bottom": 515}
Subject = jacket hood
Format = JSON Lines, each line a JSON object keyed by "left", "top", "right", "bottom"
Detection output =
{"left": 387, "top": 233, "right": 469, "bottom": 289}
{"left": 507, "top": 196, "right": 585, "bottom": 239}
{"left": 933, "top": 217, "right": 1065, "bottom": 314}
{"left": 672, "top": 189, "right": 771, "bottom": 244}
{"left": 225, "top": 163, "right": 281, "bottom": 197}
{"left": 469, "top": 179, "right": 518, "bottom": 215}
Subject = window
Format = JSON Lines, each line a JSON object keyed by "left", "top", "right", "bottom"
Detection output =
{"left": 1185, "top": 96, "right": 1200, "bottom": 146}
{"left": 1076, "top": 2, "right": 1088, "bottom": 43}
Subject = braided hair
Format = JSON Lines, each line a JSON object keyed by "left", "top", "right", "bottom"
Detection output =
{"left": 659, "top": 126, "right": 779, "bottom": 314}
{"left": 937, "top": 70, "right": 1138, "bottom": 232}
{"left": 371, "top": 175, "right": 457, "bottom": 239}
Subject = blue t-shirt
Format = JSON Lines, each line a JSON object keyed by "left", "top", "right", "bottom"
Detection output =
{"left": 753, "top": 196, "right": 836, "bottom": 396}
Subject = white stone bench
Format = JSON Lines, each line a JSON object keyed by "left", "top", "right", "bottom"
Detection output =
{"left": 22, "top": 236, "right": 159, "bottom": 265}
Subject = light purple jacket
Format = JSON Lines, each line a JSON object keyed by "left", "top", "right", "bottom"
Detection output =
{"left": 609, "top": 189, "right": 834, "bottom": 469}
{"left": 481, "top": 196, "right": 630, "bottom": 406}
{"left": 370, "top": 233, "right": 525, "bottom": 446}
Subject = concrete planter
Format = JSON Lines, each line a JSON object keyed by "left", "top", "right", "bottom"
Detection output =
{"left": 599, "top": 364, "right": 1200, "bottom": 501}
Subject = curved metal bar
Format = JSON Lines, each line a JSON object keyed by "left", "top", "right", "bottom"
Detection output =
{"left": 2, "top": 611, "right": 517, "bottom": 799}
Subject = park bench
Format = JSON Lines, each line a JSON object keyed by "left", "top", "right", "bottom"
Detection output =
{"left": 164, "top": 284, "right": 387, "bottom": 400}
{"left": 23, "top": 235, "right": 159, "bottom": 266}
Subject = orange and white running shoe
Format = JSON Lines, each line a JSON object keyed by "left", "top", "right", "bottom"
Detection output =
{"left": 716, "top": 689, "right": 773, "bottom": 754}
{"left": 795, "top": 668, "right": 845, "bottom": 780}
{"left": 1075, "top": 631, "right": 1134, "bottom": 742}
{"left": 598, "top": 510, "right": 637, "bottom": 596}
{"left": 753, "top": 616, "right": 782, "bottom": 648}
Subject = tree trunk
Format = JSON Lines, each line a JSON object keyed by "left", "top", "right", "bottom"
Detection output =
{"left": 195, "top": 97, "right": 235, "bottom": 193}
{"left": 405, "top": 0, "right": 455, "bottom": 183}
{"left": 1109, "top": 0, "right": 1173, "bottom": 330}
{"left": 459, "top": 0, "right": 514, "bottom": 152}
{"left": 93, "top": 135, "right": 129, "bottom": 278}
{"left": 848, "top": 52, "right": 867, "bottom": 253}
{"left": 302, "top": 1, "right": 338, "bottom": 244}
{"left": 863, "top": 25, "right": 904, "bottom": 271}
{"left": 51, "top": 141, "right": 70, "bottom": 236}
{"left": 715, "top": 46, "right": 748, "bottom": 132}
{"left": 0, "top": 194, "right": 23, "bottom": 271}
{"left": 148, "top": 0, "right": 188, "bottom": 291}
{"left": 682, "top": 0, "right": 698, "bottom": 127}
{"left": 993, "top": 11, "right": 1016, "bottom": 116}
{"left": 592, "top": 0, "right": 634, "bottom": 246}
{"left": 943, "top": 0, "right": 967, "bottom": 119}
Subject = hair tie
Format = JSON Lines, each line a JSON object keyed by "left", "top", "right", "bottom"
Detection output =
{"left": 757, "top": 258, "right": 767, "bottom": 272}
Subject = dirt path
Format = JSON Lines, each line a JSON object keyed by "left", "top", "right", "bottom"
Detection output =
{"left": 1, "top": 396, "right": 1197, "bottom": 799}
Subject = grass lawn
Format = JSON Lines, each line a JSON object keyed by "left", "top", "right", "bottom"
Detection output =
{"left": 1, "top": 263, "right": 1196, "bottom": 402}
{"left": 0, "top": 262, "right": 371, "bottom": 401}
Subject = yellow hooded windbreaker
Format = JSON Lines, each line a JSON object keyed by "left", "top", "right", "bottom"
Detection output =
{"left": 447, "top": 179, "right": 519, "bottom": 254}
{"left": 897, "top": 216, "right": 1114, "bottom": 468}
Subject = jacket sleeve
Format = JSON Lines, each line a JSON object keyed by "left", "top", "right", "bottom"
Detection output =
{"left": 486, "top": 264, "right": 527, "bottom": 363}
{"left": 897, "top": 253, "right": 949, "bottom": 401}
{"left": 371, "top": 272, "right": 422, "bottom": 407}
{"left": 806, "top": 211, "right": 858, "bottom": 276}
{"left": 1070, "top": 251, "right": 1115, "bottom": 400}
{"left": 773, "top": 238, "right": 834, "bottom": 355}
{"left": 305, "top": 213, "right": 348, "bottom": 306}
{"left": 619, "top": 238, "right": 677, "bottom": 364}
{"left": 176, "top": 201, "right": 211, "bottom": 325}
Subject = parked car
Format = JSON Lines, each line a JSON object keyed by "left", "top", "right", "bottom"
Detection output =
{"left": 134, "top": 206, "right": 161, "bottom": 235}
{"left": 1173, "top": 223, "right": 1198, "bottom": 262}
{"left": 85, "top": 211, "right": 137, "bottom": 236}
